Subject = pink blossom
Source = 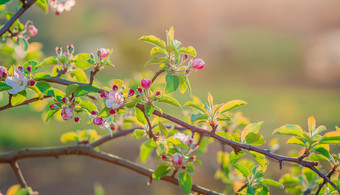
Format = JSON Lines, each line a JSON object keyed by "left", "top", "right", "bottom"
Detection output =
{"left": 93, "top": 117, "right": 103, "bottom": 126}
{"left": 128, "top": 88, "right": 135, "bottom": 96}
{"left": 141, "top": 78, "right": 151, "bottom": 89}
{"left": 27, "top": 25, "right": 38, "bottom": 37}
{"left": 172, "top": 153, "right": 183, "bottom": 165}
{"left": 50, "top": 0, "right": 76, "bottom": 15}
{"left": 174, "top": 133, "right": 192, "bottom": 145}
{"left": 105, "top": 90, "right": 124, "bottom": 109}
{"left": 5, "top": 69, "right": 28, "bottom": 94}
{"left": 61, "top": 108, "right": 73, "bottom": 120}
{"left": 0, "top": 66, "right": 7, "bottom": 78}
{"left": 192, "top": 58, "right": 205, "bottom": 70}
{"left": 98, "top": 48, "right": 110, "bottom": 60}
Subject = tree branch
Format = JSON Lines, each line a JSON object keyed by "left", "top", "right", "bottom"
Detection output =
{"left": 313, "top": 166, "right": 339, "bottom": 194}
{"left": 0, "top": 0, "right": 37, "bottom": 37}
{"left": 151, "top": 69, "right": 165, "bottom": 83}
{"left": 0, "top": 95, "right": 52, "bottom": 112}
{"left": 10, "top": 161, "right": 29, "bottom": 189}
{"left": 0, "top": 145, "right": 222, "bottom": 195}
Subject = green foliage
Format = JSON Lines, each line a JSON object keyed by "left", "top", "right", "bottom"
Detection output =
{"left": 179, "top": 172, "right": 192, "bottom": 195}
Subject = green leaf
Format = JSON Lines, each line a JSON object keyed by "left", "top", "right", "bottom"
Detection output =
{"left": 35, "top": 0, "right": 48, "bottom": 12}
{"left": 11, "top": 90, "right": 27, "bottom": 106}
{"left": 71, "top": 69, "right": 87, "bottom": 83}
{"left": 183, "top": 101, "right": 205, "bottom": 112}
{"left": 207, "top": 92, "right": 213, "bottom": 107}
{"left": 167, "top": 136, "right": 189, "bottom": 150}
{"left": 249, "top": 151, "right": 267, "bottom": 168}
{"left": 134, "top": 129, "right": 145, "bottom": 140}
{"left": 178, "top": 172, "right": 192, "bottom": 195}
{"left": 190, "top": 113, "right": 208, "bottom": 122}
{"left": 144, "top": 104, "right": 154, "bottom": 117}
{"left": 233, "top": 164, "right": 250, "bottom": 177}
{"left": 165, "top": 73, "right": 179, "bottom": 94}
{"left": 241, "top": 122, "right": 263, "bottom": 142}
{"left": 166, "top": 26, "right": 175, "bottom": 45}
{"left": 272, "top": 124, "right": 304, "bottom": 138}
{"left": 229, "top": 151, "right": 245, "bottom": 165}
{"left": 158, "top": 121, "right": 168, "bottom": 136}
{"left": 60, "top": 132, "right": 78, "bottom": 143}
{"left": 245, "top": 133, "right": 265, "bottom": 145}
{"left": 319, "top": 131, "right": 340, "bottom": 144}
{"left": 135, "top": 108, "right": 147, "bottom": 124}
{"left": 152, "top": 163, "right": 171, "bottom": 180}
{"left": 197, "top": 137, "right": 210, "bottom": 155}
{"left": 220, "top": 100, "right": 247, "bottom": 114}
{"left": 74, "top": 53, "right": 92, "bottom": 69}
{"left": 79, "top": 101, "right": 97, "bottom": 113}
{"left": 179, "top": 46, "right": 196, "bottom": 57}
{"left": 150, "top": 47, "right": 166, "bottom": 55}
{"left": 308, "top": 116, "right": 316, "bottom": 133}
{"left": 36, "top": 81, "right": 51, "bottom": 94}
{"left": 20, "top": 38, "right": 28, "bottom": 51}
{"left": 279, "top": 174, "right": 300, "bottom": 185}
{"left": 261, "top": 179, "right": 283, "bottom": 188}
{"left": 65, "top": 84, "right": 79, "bottom": 97}
{"left": 0, "top": 0, "right": 11, "bottom": 5}
{"left": 140, "top": 35, "right": 166, "bottom": 48}
{"left": 286, "top": 136, "right": 304, "bottom": 146}
{"left": 314, "top": 125, "right": 327, "bottom": 136}
{"left": 140, "top": 140, "right": 156, "bottom": 163}
{"left": 33, "top": 72, "right": 51, "bottom": 80}
{"left": 158, "top": 96, "right": 181, "bottom": 108}
{"left": 98, "top": 107, "right": 110, "bottom": 118}
{"left": 73, "top": 85, "right": 99, "bottom": 97}
{"left": 0, "top": 82, "right": 12, "bottom": 91}
{"left": 45, "top": 109, "right": 58, "bottom": 122}
{"left": 40, "top": 56, "right": 58, "bottom": 66}
{"left": 145, "top": 57, "right": 170, "bottom": 66}
{"left": 315, "top": 147, "right": 330, "bottom": 158}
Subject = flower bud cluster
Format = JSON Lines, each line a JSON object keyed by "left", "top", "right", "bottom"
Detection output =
{"left": 50, "top": 0, "right": 76, "bottom": 15}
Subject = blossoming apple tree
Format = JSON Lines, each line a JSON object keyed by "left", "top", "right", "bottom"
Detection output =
{"left": 0, "top": 1, "right": 339, "bottom": 195}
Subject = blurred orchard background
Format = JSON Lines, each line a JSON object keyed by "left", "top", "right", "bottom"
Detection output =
{"left": 1, "top": 0, "right": 340, "bottom": 194}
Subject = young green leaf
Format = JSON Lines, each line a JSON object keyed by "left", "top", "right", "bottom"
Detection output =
{"left": 260, "top": 179, "right": 284, "bottom": 188}
{"left": 319, "top": 131, "right": 340, "bottom": 144}
{"left": 158, "top": 96, "right": 181, "bottom": 108}
{"left": 33, "top": 73, "right": 51, "bottom": 80}
{"left": 150, "top": 47, "right": 166, "bottom": 55}
{"left": 11, "top": 90, "right": 27, "bottom": 106}
{"left": 152, "top": 163, "right": 171, "bottom": 180}
{"left": 140, "top": 35, "right": 166, "bottom": 48}
{"left": 0, "top": 82, "right": 12, "bottom": 91}
{"left": 74, "top": 53, "right": 92, "bottom": 69}
{"left": 178, "top": 172, "right": 192, "bottom": 195}
{"left": 79, "top": 101, "right": 97, "bottom": 113}
{"left": 308, "top": 116, "right": 316, "bottom": 133}
{"left": 135, "top": 108, "right": 147, "bottom": 124}
{"left": 233, "top": 164, "right": 250, "bottom": 177}
{"left": 144, "top": 104, "right": 154, "bottom": 117}
{"left": 165, "top": 73, "right": 179, "bottom": 94}
{"left": 71, "top": 69, "right": 87, "bottom": 83}
{"left": 145, "top": 57, "right": 170, "bottom": 66}
{"left": 60, "top": 132, "right": 78, "bottom": 143}
{"left": 73, "top": 85, "right": 100, "bottom": 97}
{"left": 220, "top": 100, "right": 247, "bottom": 114}
{"left": 40, "top": 56, "right": 58, "bottom": 66}
{"left": 179, "top": 46, "right": 196, "bottom": 57}
{"left": 272, "top": 124, "right": 304, "bottom": 138}
{"left": 140, "top": 140, "right": 156, "bottom": 163}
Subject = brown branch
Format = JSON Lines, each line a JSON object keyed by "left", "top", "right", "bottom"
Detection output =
{"left": 0, "top": 146, "right": 222, "bottom": 195}
{"left": 235, "top": 182, "right": 248, "bottom": 194}
{"left": 151, "top": 69, "right": 165, "bottom": 83}
{"left": 315, "top": 166, "right": 338, "bottom": 195}
{"left": 140, "top": 107, "right": 156, "bottom": 141}
{"left": 0, "top": 0, "right": 37, "bottom": 37}
{"left": 0, "top": 95, "right": 51, "bottom": 112}
{"left": 89, "top": 69, "right": 100, "bottom": 85}
{"left": 10, "top": 161, "right": 29, "bottom": 189}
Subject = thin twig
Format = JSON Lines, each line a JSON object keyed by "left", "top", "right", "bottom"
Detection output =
{"left": 235, "top": 182, "right": 248, "bottom": 194}
{"left": 151, "top": 69, "right": 165, "bottom": 83}
{"left": 0, "top": 0, "right": 37, "bottom": 37}
{"left": 315, "top": 166, "right": 338, "bottom": 195}
{"left": 10, "top": 161, "right": 29, "bottom": 189}
{"left": 0, "top": 95, "right": 51, "bottom": 112}
{"left": 89, "top": 69, "right": 100, "bottom": 85}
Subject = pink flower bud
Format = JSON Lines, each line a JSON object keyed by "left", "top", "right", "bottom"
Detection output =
{"left": 27, "top": 25, "right": 38, "bottom": 37}
{"left": 29, "top": 80, "right": 35, "bottom": 86}
{"left": 0, "top": 66, "right": 7, "bottom": 78}
{"left": 49, "top": 104, "right": 58, "bottom": 110}
{"left": 192, "top": 58, "right": 205, "bottom": 70}
{"left": 137, "top": 87, "right": 143, "bottom": 93}
{"left": 184, "top": 54, "right": 188, "bottom": 60}
{"left": 63, "top": 52, "right": 69, "bottom": 57}
{"left": 18, "top": 66, "right": 23, "bottom": 71}
{"left": 128, "top": 88, "right": 135, "bottom": 96}
{"left": 56, "top": 47, "right": 62, "bottom": 56}
{"left": 98, "top": 48, "right": 110, "bottom": 60}
{"left": 109, "top": 109, "right": 116, "bottom": 115}
{"left": 110, "top": 124, "right": 116, "bottom": 131}
{"left": 61, "top": 108, "right": 73, "bottom": 120}
{"left": 161, "top": 155, "right": 167, "bottom": 160}
{"left": 26, "top": 66, "right": 31, "bottom": 72}
{"left": 181, "top": 166, "right": 186, "bottom": 170}
{"left": 67, "top": 44, "right": 74, "bottom": 54}
{"left": 62, "top": 97, "right": 67, "bottom": 103}
{"left": 112, "top": 85, "right": 118, "bottom": 91}
{"left": 189, "top": 156, "right": 195, "bottom": 161}
{"left": 100, "top": 92, "right": 107, "bottom": 98}
{"left": 172, "top": 153, "right": 183, "bottom": 165}
{"left": 185, "top": 69, "right": 190, "bottom": 74}
{"left": 141, "top": 78, "right": 151, "bottom": 89}
{"left": 91, "top": 110, "right": 98, "bottom": 115}
{"left": 155, "top": 91, "right": 161, "bottom": 96}
{"left": 74, "top": 116, "right": 79, "bottom": 122}
{"left": 93, "top": 117, "right": 103, "bottom": 126}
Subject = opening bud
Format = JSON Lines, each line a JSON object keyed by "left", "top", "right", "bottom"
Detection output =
{"left": 29, "top": 80, "right": 35, "bottom": 86}
{"left": 62, "top": 97, "right": 67, "bottom": 103}
{"left": 93, "top": 117, "right": 103, "bottom": 126}
{"left": 100, "top": 92, "right": 107, "bottom": 98}
{"left": 155, "top": 91, "right": 161, "bottom": 96}
{"left": 26, "top": 66, "right": 31, "bottom": 72}
{"left": 74, "top": 116, "right": 80, "bottom": 122}
{"left": 137, "top": 87, "right": 143, "bottom": 93}
{"left": 112, "top": 85, "right": 118, "bottom": 91}
{"left": 161, "top": 155, "right": 167, "bottom": 160}
{"left": 91, "top": 110, "right": 98, "bottom": 115}
{"left": 192, "top": 58, "right": 205, "bottom": 70}
{"left": 141, "top": 78, "right": 151, "bottom": 89}
{"left": 109, "top": 109, "right": 116, "bottom": 115}
{"left": 61, "top": 108, "right": 73, "bottom": 120}
{"left": 128, "top": 88, "right": 135, "bottom": 96}
{"left": 18, "top": 66, "right": 23, "bottom": 71}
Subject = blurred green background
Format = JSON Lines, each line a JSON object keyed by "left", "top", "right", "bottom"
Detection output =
{"left": 1, "top": 0, "right": 340, "bottom": 194}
